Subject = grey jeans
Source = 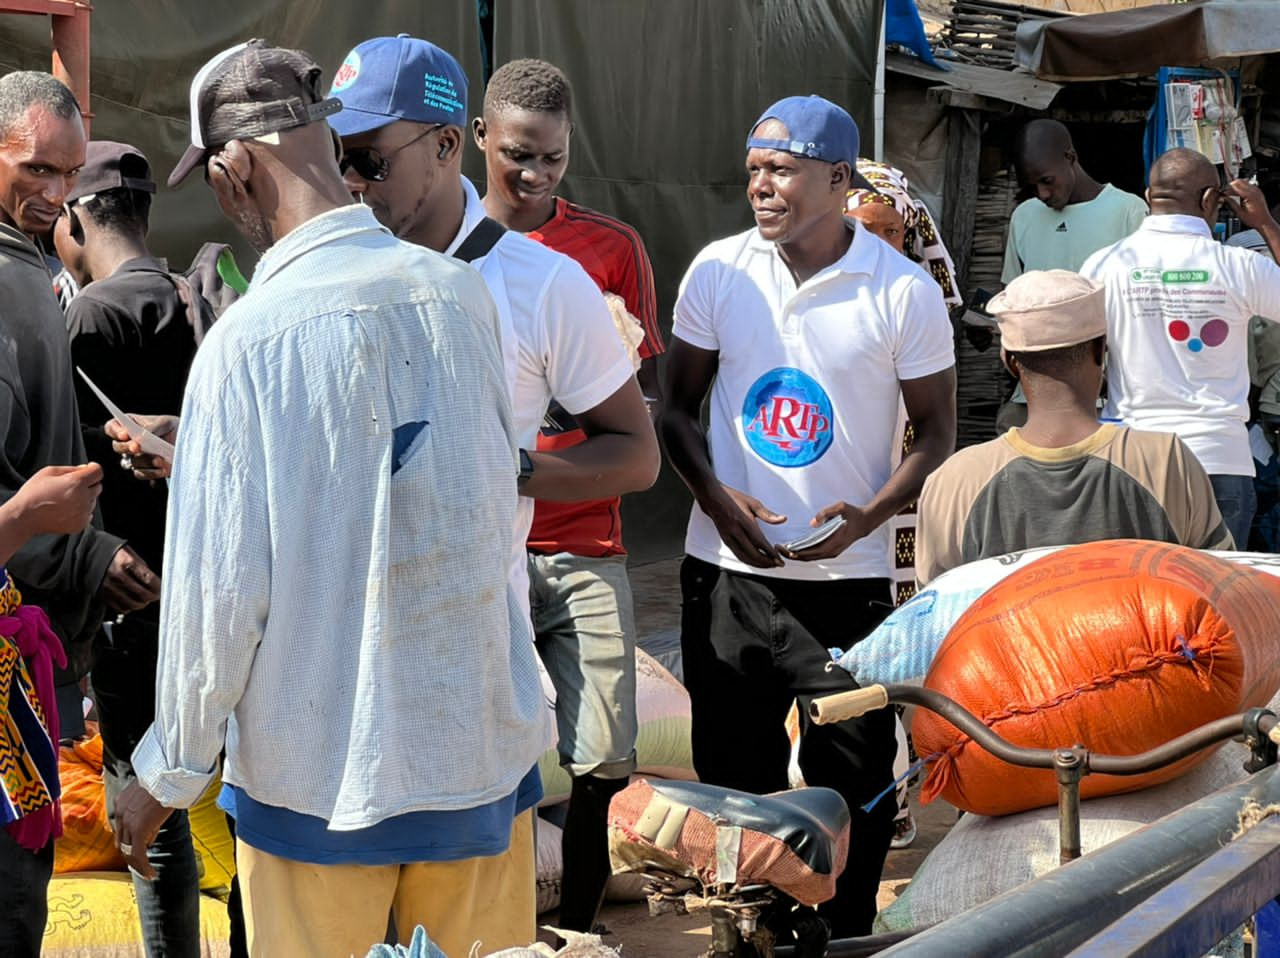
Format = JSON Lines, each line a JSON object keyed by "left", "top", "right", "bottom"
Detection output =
{"left": 528, "top": 552, "right": 638, "bottom": 779}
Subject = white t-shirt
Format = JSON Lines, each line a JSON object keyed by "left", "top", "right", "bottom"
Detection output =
{"left": 1002, "top": 183, "right": 1148, "bottom": 283}
{"left": 1081, "top": 214, "right": 1280, "bottom": 476}
{"left": 673, "top": 223, "right": 955, "bottom": 581}
{"left": 446, "top": 177, "right": 635, "bottom": 603}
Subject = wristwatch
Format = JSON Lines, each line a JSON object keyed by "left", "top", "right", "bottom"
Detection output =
{"left": 517, "top": 448, "right": 534, "bottom": 487}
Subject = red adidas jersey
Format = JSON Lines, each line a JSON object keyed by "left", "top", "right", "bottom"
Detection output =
{"left": 526, "top": 198, "right": 664, "bottom": 557}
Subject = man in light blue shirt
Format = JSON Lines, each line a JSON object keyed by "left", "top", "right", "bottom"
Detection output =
{"left": 329, "top": 36, "right": 659, "bottom": 944}
{"left": 112, "top": 41, "right": 547, "bottom": 958}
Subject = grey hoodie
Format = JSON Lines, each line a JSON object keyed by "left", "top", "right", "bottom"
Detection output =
{"left": 0, "top": 222, "right": 122, "bottom": 679}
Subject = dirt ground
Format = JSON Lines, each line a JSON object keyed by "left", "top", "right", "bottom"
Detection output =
{"left": 535, "top": 558, "right": 959, "bottom": 957}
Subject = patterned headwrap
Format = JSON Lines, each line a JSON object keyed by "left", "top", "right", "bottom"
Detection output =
{"left": 845, "top": 160, "right": 963, "bottom": 309}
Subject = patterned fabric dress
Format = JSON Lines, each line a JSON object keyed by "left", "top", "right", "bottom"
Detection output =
{"left": 846, "top": 160, "right": 962, "bottom": 604}
{"left": 0, "top": 568, "right": 66, "bottom": 849}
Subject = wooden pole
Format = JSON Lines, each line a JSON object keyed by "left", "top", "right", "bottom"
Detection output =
{"left": 49, "top": 2, "right": 91, "bottom": 135}
{"left": 942, "top": 107, "right": 981, "bottom": 295}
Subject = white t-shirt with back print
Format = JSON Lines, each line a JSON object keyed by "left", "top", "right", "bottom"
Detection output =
{"left": 1081, "top": 213, "right": 1280, "bottom": 476}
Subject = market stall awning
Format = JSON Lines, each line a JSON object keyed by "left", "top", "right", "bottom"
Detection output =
{"left": 887, "top": 51, "right": 1063, "bottom": 109}
{"left": 1016, "top": 0, "right": 1280, "bottom": 81}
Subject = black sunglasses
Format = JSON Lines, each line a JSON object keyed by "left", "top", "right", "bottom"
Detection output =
{"left": 339, "top": 123, "right": 445, "bottom": 182}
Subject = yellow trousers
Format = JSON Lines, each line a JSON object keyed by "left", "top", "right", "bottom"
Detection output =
{"left": 236, "top": 809, "right": 536, "bottom": 958}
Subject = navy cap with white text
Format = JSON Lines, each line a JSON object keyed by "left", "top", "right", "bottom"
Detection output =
{"left": 328, "top": 35, "right": 468, "bottom": 137}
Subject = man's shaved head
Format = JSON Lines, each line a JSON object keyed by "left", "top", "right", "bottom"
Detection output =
{"left": 1146, "top": 147, "right": 1220, "bottom": 221}
{"left": 1013, "top": 119, "right": 1080, "bottom": 212}
{"left": 1148, "top": 148, "right": 1217, "bottom": 198}
{"left": 1014, "top": 118, "right": 1074, "bottom": 168}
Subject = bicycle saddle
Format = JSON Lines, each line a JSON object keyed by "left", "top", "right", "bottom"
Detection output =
{"left": 644, "top": 779, "right": 851, "bottom": 875}
{"left": 608, "top": 777, "right": 851, "bottom": 904}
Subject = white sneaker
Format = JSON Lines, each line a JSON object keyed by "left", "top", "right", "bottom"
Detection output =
{"left": 890, "top": 814, "right": 917, "bottom": 850}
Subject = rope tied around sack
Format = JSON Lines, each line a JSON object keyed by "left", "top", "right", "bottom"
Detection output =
{"left": 862, "top": 752, "right": 943, "bottom": 814}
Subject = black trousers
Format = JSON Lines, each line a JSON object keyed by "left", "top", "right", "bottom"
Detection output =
{"left": 679, "top": 556, "right": 898, "bottom": 939}
{"left": 94, "top": 619, "right": 202, "bottom": 958}
{"left": 0, "top": 831, "right": 52, "bottom": 958}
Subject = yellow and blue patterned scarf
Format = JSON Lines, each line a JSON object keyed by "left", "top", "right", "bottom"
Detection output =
{"left": 0, "top": 569, "right": 66, "bottom": 850}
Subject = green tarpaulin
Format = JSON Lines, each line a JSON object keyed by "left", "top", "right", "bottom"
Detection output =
{"left": 0, "top": 0, "right": 880, "bottom": 560}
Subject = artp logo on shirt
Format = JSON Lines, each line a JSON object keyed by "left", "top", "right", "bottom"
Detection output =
{"left": 1169, "top": 318, "right": 1229, "bottom": 353}
{"left": 742, "top": 367, "right": 833, "bottom": 467}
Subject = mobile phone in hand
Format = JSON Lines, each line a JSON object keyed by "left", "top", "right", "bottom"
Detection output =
{"left": 781, "top": 515, "right": 847, "bottom": 553}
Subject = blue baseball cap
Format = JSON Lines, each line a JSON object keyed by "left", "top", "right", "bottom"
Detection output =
{"left": 328, "top": 34, "right": 467, "bottom": 137}
{"left": 746, "top": 95, "right": 860, "bottom": 168}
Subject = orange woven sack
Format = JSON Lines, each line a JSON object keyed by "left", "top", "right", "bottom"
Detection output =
{"left": 914, "top": 540, "right": 1280, "bottom": 817}
{"left": 54, "top": 734, "right": 126, "bottom": 874}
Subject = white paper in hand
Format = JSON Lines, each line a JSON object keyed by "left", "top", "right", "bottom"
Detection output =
{"left": 75, "top": 367, "right": 176, "bottom": 461}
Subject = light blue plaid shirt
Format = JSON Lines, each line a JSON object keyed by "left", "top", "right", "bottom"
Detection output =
{"left": 133, "top": 205, "right": 548, "bottom": 829}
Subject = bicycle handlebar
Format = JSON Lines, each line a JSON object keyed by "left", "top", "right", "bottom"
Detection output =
{"left": 810, "top": 686, "right": 888, "bottom": 723}
{"left": 810, "top": 683, "right": 1280, "bottom": 776}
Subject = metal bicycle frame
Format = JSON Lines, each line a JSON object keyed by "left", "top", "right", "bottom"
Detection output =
{"left": 810, "top": 683, "right": 1280, "bottom": 862}
{"left": 633, "top": 685, "right": 1280, "bottom": 957}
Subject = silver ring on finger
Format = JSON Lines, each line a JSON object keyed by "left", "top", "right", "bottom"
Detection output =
{"left": 119, "top": 842, "right": 133, "bottom": 856}
{"left": 120, "top": 454, "right": 134, "bottom": 472}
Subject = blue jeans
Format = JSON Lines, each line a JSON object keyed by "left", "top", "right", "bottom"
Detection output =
{"left": 0, "top": 830, "right": 52, "bottom": 957}
{"left": 1210, "top": 474, "right": 1258, "bottom": 550}
{"left": 95, "top": 620, "right": 202, "bottom": 958}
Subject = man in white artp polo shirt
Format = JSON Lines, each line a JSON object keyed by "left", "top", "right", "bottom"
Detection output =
{"left": 327, "top": 36, "right": 658, "bottom": 612}
{"left": 660, "top": 95, "right": 956, "bottom": 938}
{"left": 1082, "top": 147, "right": 1280, "bottom": 547}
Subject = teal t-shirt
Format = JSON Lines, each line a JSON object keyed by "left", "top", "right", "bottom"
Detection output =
{"left": 1001, "top": 183, "right": 1148, "bottom": 283}
{"left": 1001, "top": 183, "right": 1148, "bottom": 405}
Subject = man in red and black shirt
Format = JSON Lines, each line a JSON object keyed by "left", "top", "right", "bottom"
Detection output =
{"left": 475, "top": 57, "right": 664, "bottom": 935}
